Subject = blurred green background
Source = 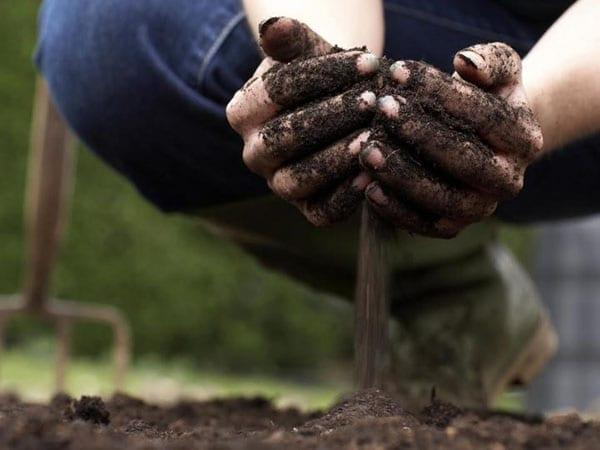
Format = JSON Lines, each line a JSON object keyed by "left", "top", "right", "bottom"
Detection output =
{"left": 0, "top": 0, "right": 353, "bottom": 375}
{"left": 0, "top": 1, "right": 531, "bottom": 404}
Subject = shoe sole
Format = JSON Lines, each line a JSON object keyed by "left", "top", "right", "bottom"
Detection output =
{"left": 492, "top": 310, "right": 558, "bottom": 400}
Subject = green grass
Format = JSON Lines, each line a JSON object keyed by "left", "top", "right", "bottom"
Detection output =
{"left": 0, "top": 340, "right": 350, "bottom": 410}
{"left": 1, "top": 340, "right": 523, "bottom": 412}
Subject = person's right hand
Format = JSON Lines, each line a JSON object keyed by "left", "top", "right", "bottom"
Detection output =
{"left": 226, "top": 17, "right": 380, "bottom": 226}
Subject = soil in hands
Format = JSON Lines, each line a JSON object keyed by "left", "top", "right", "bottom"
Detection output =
{"left": 2, "top": 390, "right": 599, "bottom": 450}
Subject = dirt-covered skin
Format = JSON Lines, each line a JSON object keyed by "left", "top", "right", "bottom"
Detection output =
{"left": 258, "top": 16, "right": 333, "bottom": 63}
{"left": 227, "top": 18, "right": 380, "bottom": 227}
{"left": 227, "top": 17, "right": 543, "bottom": 236}
{"left": 359, "top": 53, "right": 541, "bottom": 238}
{"left": 1, "top": 390, "right": 599, "bottom": 450}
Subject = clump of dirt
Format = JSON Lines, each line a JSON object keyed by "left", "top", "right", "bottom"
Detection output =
{"left": 72, "top": 396, "right": 110, "bottom": 425}
{"left": 420, "top": 393, "right": 464, "bottom": 428}
{"left": 299, "top": 388, "right": 414, "bottom": 435}
{"left": 1, "top": 390, "right": 599, "bottom": 450}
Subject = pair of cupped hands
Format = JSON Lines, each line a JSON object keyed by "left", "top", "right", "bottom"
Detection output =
{"left": 227, "top": 17, "right": 543, "bottom": 238}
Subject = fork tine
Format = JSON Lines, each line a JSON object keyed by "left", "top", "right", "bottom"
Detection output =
{"left": 0, "top": 315, "right": 7, "bottom": 384}
{"left": 48, "top": 300, "right": 131, "bottom": 391}
{"left": 112, "top": 316, "right": 131, "bottom": 391}
{"left": 55, "top": 318, "right": 71, "bottom": 392}
{"left": 0, "top": 300, "right": 23, "bottom": 385}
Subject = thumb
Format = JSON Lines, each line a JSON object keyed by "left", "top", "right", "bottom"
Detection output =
{"left": 259, "top": 17, "right": 333, "bottom": 63}
{"left": 453, "top": 43, "right": 523, "bottom": 101}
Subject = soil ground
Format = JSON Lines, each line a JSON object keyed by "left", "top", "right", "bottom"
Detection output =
{"left": 1, "top": 389, "right": 599, "bottom": 449}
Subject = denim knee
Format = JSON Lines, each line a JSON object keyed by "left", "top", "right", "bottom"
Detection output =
{"left": 35, "top": 0, "right": 266, "bottom": 212}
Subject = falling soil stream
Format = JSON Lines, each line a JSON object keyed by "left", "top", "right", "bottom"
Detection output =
{"left": 354, "top": 205, "right": 392, "bottom": 389}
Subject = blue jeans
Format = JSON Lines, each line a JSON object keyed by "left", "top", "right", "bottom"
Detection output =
{"left": 36, "top": 0, "right": 597, "bottom": 221}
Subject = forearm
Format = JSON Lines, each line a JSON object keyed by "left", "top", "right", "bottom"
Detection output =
{"left": 523, "top": 0, "right": 600, "bottom": 153}
{"left": 242, "top": 0, "right": 385, "bottom": 56}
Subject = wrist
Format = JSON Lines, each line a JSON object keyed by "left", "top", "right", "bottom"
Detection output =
{"left": 523, "top": 52, "right": 600, "bottom": 155}
{"left": 522, "top": 63, "right": 560, "bottom": 155}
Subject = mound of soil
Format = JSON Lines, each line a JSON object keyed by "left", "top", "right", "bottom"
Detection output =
{"left": 1, "top": 389, "right": 598, "bottom": 449}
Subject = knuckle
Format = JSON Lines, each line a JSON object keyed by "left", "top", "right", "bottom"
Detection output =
{"left": 512, "top": 171, "right": 525, "bottom": 193}
{"left": 304, "top": 209, "right": 330, "bottom": 227}
{"left": 507, "top": 176, "right": 524, "bottom": 199}
{"left": 461, "top": 195, "right": 497, "bottom": 219}
{"left": 451, "top": 197, "right": 482, "bottom": 220}
{"left": 528, "top": 126, "right": 544, "bottom": 154}
{"left": 242, "top": 133, "right": 268, "bottom": 175}
{"left": 488, "top": 157, "right": 524, "bottom": 199}
{"left": 355, "top": 52, "right": 380, "bottom": 75}
{"left": 358, "top": 90, "right": 377, "bottom": 111}
{"left": 241, "top": 143, "right": 258, "bottom": 173}
{"left": 495, "top": 176, "right": 523, "bottom": 200}
{"left": 271, "top": 170, "right": 302, "bottom": 201}
{"left": 225, "top": 95, "right": 243, "bottom": 131}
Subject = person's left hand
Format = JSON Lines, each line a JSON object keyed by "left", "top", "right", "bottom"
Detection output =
{"left": 360, "top": 43, "right": 544, "bottom": 237}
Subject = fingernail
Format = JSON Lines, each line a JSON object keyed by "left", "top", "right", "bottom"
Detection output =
{"left": 366, "top": 183, "right": 388, "bottom": 206}
{"left": 352, "top": 172, "right": 372, "bottom": 190}
{"left": 358, "top": 91, "right": 376, "bottom": 111}
{"left": 457, "top": 50, "right": 486, "bottom": 70}
{"left": 390, "top": 61, "right": 411, "bottom": 84}
{"left": 377, "top": 95, "right": 400, "bottom": 118}
{"left": 362, "top": 145, "right": 385, "bottom": 170}
{"left": 259, "top": 17, "right": 282, "bottom": 37}
{"left": 349, "top": 130, "right": 371, "bottom": 155}
{"left": 356, "top": 53, "right": 380, "bottom": 74}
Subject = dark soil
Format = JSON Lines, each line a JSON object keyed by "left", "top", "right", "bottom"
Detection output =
{"left": 1, "top": 389, "right": 599, "bottom": 450}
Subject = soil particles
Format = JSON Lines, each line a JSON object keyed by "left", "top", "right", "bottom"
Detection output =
{"left": 1, "top": 389, "right": 599, "bottom": 450}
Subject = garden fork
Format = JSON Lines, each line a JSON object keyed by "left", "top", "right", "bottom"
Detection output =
{"left": 0, "top": 78, "right": 131, "bottom": 392}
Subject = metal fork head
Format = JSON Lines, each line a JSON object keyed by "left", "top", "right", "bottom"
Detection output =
{"left": 0, "top": 295, "right": 130, "bottom": 393}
